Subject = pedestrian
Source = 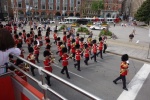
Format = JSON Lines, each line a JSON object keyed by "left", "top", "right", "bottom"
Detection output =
{"left": 129, "top": 33, "right": 134, "bottom": 42}
{"left": 103, "top": 40, "right": 107, "bottom": 53}
{"left": 113, "top": 54, "right": 129, "bottom": 91}
{"left": 113, "top": 22, "right": 116, "bottom": 27}
{"left": 61, "top": 47, "right": 70, "bottom": 79}
{"left": 0, "top": 28, "right": 21, "bottom": 74}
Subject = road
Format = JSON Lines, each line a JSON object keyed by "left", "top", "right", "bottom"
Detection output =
{"left": 3, "top": 22, "right": 150, "bottom": 100}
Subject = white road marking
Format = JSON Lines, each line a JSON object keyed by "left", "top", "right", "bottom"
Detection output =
{"left": 52, "top": 64, "right": 91, "bottom": 82}
{"left": 117, "top": 63, "right": 150, "bottom": 100}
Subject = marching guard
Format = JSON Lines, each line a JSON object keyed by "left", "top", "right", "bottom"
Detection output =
{"left": 33, "top": 40, "right": 40, "bottom": 63}
{"left": 43, "top": 50, "right": 54, "bottom": 86}
{"left": 27, "top": 47, "right": 36, "bottom": 76}
{"left": 67, "top": 35, "right": 71, "bottom": 53}
{"left": 97, "top": 37, "right": 103, "bottom": 59}
{"left": 91, "top": 39, "right": 98, "bottom": 62}
{"left": 74, "top": 44, "right": 82, "bottom": 71}
{"left": 113, "top": 54, "right": 129, "bottom": 91}
{"left": 84, "top": 44, "right": 90, "bottom": 65}
{"left": 71, "top": 39, "right": 76, "bottom": 61}
{"left": 61, "top": 47, "right": 70, "bottom": 79}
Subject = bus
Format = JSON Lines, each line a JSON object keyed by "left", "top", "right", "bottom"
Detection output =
{"left": 64, "top": 17, "right": 80, "bottom": 24}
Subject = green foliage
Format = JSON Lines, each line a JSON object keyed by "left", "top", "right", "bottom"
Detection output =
{"left": 134, "top": 0, "right": 150, "bottom": 24}
{"left": 99, "top": 29, "right": 112, "bottom": 37}
{"left": 77, "top": 27, "right": 90, "bottom": 35}
{"left": 58, "top": 25, "right": 67, "bottom": 31}
{"left": 91, "top": 0, "right": 104, "bottom": 11}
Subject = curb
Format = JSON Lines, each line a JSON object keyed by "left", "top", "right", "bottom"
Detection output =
{"left": 106, "top": 51, "right": 150, "bottom": 63}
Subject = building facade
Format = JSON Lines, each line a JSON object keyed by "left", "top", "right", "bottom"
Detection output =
{"left": 81, "top": 0, "right": 123, "bottom": 18}
{"left": 5, "top": 0, "right": 83, "bottom": 21}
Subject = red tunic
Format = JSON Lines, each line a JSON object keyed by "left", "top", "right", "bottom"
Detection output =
{"left": 27, "top": 53, "right": 35, "bottom": 64}
{"left": 120, "top": 62, "right": 128, "bottom": 76}
{"left": 63, "top": 35, "right": 67, "bottom": 42}
{"left": 75, "top": 50, "right": 81, "bottom": 60}
{"left": 71, "top": 43, "right": 76, "bottom": 53}
{"left": 14, "top": 39, "right": 19, "bottom": 46}
{"left": 76, "top": 37, "right": 80, "bottom": 44}
{"left": 62, "top": 54, "right": 69, "bottom": 66}
{"left": 79, "top": 42, "right": 84, "bottom": 49}
{"left": 26, "top": 38, "right": 31, "bottom": 45}
{"left": 34, "top": 45, "right": 39, "bottom": 54}
{"left": 67, "top": 39, "right": 71, "bottom": 47}
{"left": 43, "top": 58, "right": 53, "bottom": 72}
{"left": 14, "top": 26, "right": 17, "bottom": 31}
{"left": 84, "top": 49, "right": 90, "bottom": 57}
{"left": 22, "top": 32, "right": 26, "bottom": 39}
{"left": 92, "top": 44, "right": 97, "bottom": 53}
{"left": 15, "top": 70, "right": 27, "bottom": 81}
{"left": 53, "top": 33, "right": 57, "bottom": 40}
{"left": 99, "top": 41, "right": 103, "bottom": 50}
{"left": 58, "top": 46, "right": 63, "bottom": 56}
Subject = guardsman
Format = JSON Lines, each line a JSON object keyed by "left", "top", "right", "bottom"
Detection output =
{"left": 76, "top": 33, "right": 80, "bottom": 45}
{"left": 45, "top": 31, "right": 50, "bottom": 43}
{"left": 91, "top": 39, "right": 98, "bottom": 62}
{"left": 14, "top": 34, "right": 20, "bottom": 46}
{"left": 67, "top": 35, "right": 71, "bottom": 53}
{"left": 18, "top": 32, "right": 23, "bottom": 45}
{"left": 74, "top": 44, "right": 82, "bottom": 71}
{"left": 58, "top": 41, "right": 65, "bottom": 62}
{"left": 84, "top": 44, "right": 90, "bottom": 65}
{"left": 113, "top": 54, "right": 129, "bottom": 91}
{"left": 87, "top": 36, "right": 92, "bottom": 55}
{"left": 33, "top": 40, "right": 40, "bottom": 63}
{"left": 71, "top": 39, "right": 76, "bottom": 61}
{"left": 97, "top": 37, "right": 103, "bottom": 59}
{"left": 13, "top": 24, "right": 17, "bottom": 32}
{"left": 61, "top": 47, "right": 70, "bottom": 79}
{"left": 43, "top": 50, "right": 53, "bottom": 86}
{"left": 45, "top": 44, "right": 52, "bottom": 55}
{"left": 79, "top": 37, "right": 84, "bottom": 57}
{"left": 17, "top": 43, "right": 25, "bottom": 58}
{"left": 53, "top": 30, "right": 58, "bottom": 44}
{"left": 63, "top": 31, "right": 67, "bottom": 46}
{"left": 38, "top": 30, "right": 43, "bottom": 46}
{"left": 27, "top": 47, "right": 35, "bottom": 76}
{"left": 30, "top": 31, "right": 34, "bottom": 45}
{"left": 26, "top": 33, "right": 31, "bottom": 52}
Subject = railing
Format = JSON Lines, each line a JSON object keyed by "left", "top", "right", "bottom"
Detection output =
{"left": 11, "top": 54, "right": 102, "bottom": 100}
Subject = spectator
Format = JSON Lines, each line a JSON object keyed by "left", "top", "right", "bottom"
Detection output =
{"left": 129, "top": 33, "right": 134, "bottom": 42}
{"left": 0, "top": 28, "right": 21, "bottom": 74}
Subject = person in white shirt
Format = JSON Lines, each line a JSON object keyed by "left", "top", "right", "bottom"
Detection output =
{"left": 0, "top": 28, "right": 21, "bottom": 74}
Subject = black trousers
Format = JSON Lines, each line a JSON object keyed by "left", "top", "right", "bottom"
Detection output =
{"left": 91, "top": 53, "right": 97, "bottom": 61}
{"left": 67, "top": 46, "right": 71, "bottom": 53}
{"left": 45, "top": 75, "right": 51, "bottom": 85}
{"left": 61, "top": 66, "right": 70, "bottom": 77}
{"left": 35, "top": 54, "right": 39, "bottom": 63}
{"left": 72, "top": 53, "right": 75, "bottom": 61}
{"left": 114, "top": 75, "right": 126, "bottom": 88}
{"left": 74, "top": 60, "right": 80, "bottom": 70}
{"left": 30, "top": 65, "right": 35, "bottom": 76}
{"left": 97, "top": 50, "right": 103, "bottom": 58}
{"left": 84, "top": 57, "right": 89, "bottom": 64}
{"left": 28, "top": 44, "right": 31, "bottom": 52}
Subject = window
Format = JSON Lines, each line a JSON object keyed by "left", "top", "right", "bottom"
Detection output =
{"left": 11, "top": 0, "right": 14, "bottom": 8}
{"left": 63, "top": 0, "right": 68, "bottom": 10}
{"left": 33, "top": 0, "right": 38, "bottom": 9}
{"left": 41, "top": 0, "right": 46, "bottom": 9}
{"left": 56, "top": 0, "right": 60, "bottom": 10}
{"left": 48, "top": 0, "right": 54, "bottom": 10}
{"left": 70, "top": 0, "right": 74, "bottom": 11}
{"left": 18, "top": 0, "right": 22, "bottom": 8}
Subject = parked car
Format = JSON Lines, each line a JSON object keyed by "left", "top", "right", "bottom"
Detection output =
{"left": 59, "top": 21, "right": 68, "bottom": 24}
{"left": 50, "top": 21, "right": 55, "bottom": 24}
{"left": 90, "top": 24, "right": 106, "bottom": 30}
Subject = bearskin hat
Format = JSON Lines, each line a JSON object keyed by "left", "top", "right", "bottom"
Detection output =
{"left": 38, "top": 32, "right": 42, "bottom": 36}
{"left": 47, "top": 27, "right": 50, "bottom": 32}
{"left": 9, "top": 54, "right": 13, "bottom": 58}
{"left": 29, "top": 47, "right": 34, "bottom": 53}
{"left": 72, "top": 39, "right": 75, "bottom": 43}
{"left": 75, "top": 44, "right": 80, "bottom": 49}
{"left": 27, "top": 33, "right": 30, "bottom": 37}
{"left": 54, "top": 30, "right": 57, "bottom": 33}
{"left": 23, "top": 30, "right": 25, "bottom": 32}
{"left": 121, "top": 54, "right": 129, "bottom": 61}
{"left": 80, "top": 37, "right": 84, "bottom": 41}
{"left": 62, "top": 47, "right": 68, "bottom": 53}
{"left": 38, "top": 30, "right": 41, "bottom": 34}
{"left": 14, "top": 34, "right": 19, "bottom": 39}
{"left": 17, "top": 43, "right": 22, "bottom": 48}
{"left": 58, "top": 41, "right": 63, "bottom": 46}
{"left": 99, "top": 37, "right": 102, "bottom": 41}
{"left": 76, "top": 33, "right": 79, "bottom": 36}
{"left": 67, "top": 35, "right": 70, "bottom": 38}
{"left": 31, "top": 28, "right": 33, "bottom": 30}
{"left": 43, "top": 50, "right": 50, "bottom": 57}
{"left": 46, "top": 44, "right": 51, "bottom": 49}
{"left": 46, "top": 39, "right": 50, "bottom": 43}
{"left": 15, "top": 59, "right": 23, "bottom": 66}
{"left": 38, "top": 27, "right": 41, "bottom": 30}
{"left": 92, "top": 39, "right": 96, "bottom": 44}
{"left": 57, "top": 37, "right": 60, "bottom": 41}
{"left": 35, "top": 35, "right": 38, "bottom": 39}
{"left": 63, "top": 31, "right": 66, "bottom": 35}
{"left": 34, "top": 40, "right": 38, "bottom": 45}
{"left": 84, "top": 43, "right": 88, "bottom": 48}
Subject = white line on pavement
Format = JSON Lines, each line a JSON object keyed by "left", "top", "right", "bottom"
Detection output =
{"left": 117, "top": 63, "right": 150, "bottom": 100}
{"left": 53, "top": 64, "right": 91, "bottom": 82}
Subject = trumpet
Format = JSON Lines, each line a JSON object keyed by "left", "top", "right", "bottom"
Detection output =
{"left": 60, "top": 44, "right": 65, "bottom": 48}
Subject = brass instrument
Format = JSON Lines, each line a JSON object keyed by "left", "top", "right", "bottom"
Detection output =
{"left": 60, "top": 44, "right": 65, "bottom": 48}
{"left": 30, "top": 54, "right": 35, "bottom": 60}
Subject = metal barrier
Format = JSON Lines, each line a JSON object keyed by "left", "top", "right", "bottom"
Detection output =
{"left": 12, "top": 54, "right": 102, "bottom": 100}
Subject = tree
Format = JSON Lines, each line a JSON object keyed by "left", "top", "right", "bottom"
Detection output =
{"left": 134, "top": 0, "right": 150, "bottom": 24}
{"left": 91, "top": 0, "right": 104, "bottom": 17}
